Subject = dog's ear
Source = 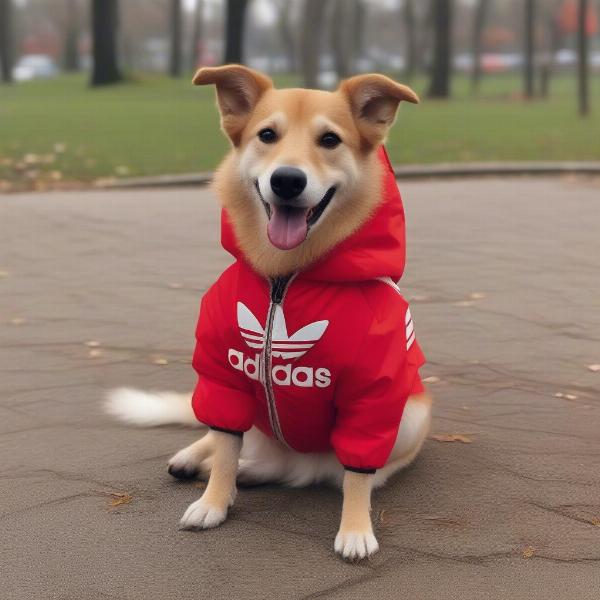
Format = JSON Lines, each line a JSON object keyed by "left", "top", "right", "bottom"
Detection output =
{"left": 339, "top": 74, "right": 419, "bottom": 146}
{"left": 193, "top": 64, "right": 273, "bottom": 145}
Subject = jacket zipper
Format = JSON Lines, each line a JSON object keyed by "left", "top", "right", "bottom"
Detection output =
{"left": 262, "top": 273, "right": 296, "bottom": 447}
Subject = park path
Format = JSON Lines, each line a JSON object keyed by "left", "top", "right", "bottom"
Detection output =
{"left": 1, "top": 177, "right": 600, "bottom": 599}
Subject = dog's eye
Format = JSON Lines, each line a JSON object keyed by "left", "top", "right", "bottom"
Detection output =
{"left": 319, "top": 132, "right": 342, "bottom": 149}
{"left": 258, "top": 128, "right": 278, "bottom": 144}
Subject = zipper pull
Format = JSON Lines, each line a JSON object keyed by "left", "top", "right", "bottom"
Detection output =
{"left": 270, "top": 275, "right": 292, "bottom": 304}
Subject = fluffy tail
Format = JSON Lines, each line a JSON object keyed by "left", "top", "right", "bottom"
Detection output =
{"left": 104, "top": 388, "right": 202, "bottom": 428}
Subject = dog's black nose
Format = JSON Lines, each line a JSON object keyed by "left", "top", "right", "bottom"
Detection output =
{"left": 270, "top": 167, "right": 307, "bottom": 201}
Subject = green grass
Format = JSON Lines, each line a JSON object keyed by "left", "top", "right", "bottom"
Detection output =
{"left": 1, "top": 72, "right": 599, "bottom": 189}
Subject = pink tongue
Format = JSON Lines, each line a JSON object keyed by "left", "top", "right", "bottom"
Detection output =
{"left": 267, "top": 206, "right": 308, "bottom": 250}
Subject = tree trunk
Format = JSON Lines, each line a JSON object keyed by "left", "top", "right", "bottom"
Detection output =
{"left": 301, "top": 0, "right": 328, "bottom": 88}
{"left": 523, "top": 0, "right": 535, "bottom": 99}
{"left": 471, "top": 0, "right": 490, "bottom": 92}
{"left": 0, "top": 0, "right": 13, "bottom": 83}
{"left": 427, "top": 0, "right": 452, "bottom": 99}
{"left": 224, "top": 0, "right": 249, "bottom": 64}
{"left": 275, "top": 0, "right": 297, "bottom": 72}
{"left": 538, "top": 7, "right": 559, "bottom": 98}
{"left": 190, "top": 0, "right": 203, "bottom": 70}
{"left": 331, "top": 0, "right": 361, "bottom": 79}
{"left": 91, "top": 0, "right": 122, "bottom": 86}
{"left": 169, "top": 0, "right": 183, "bottom": 77}
{"left": 63, "top": 0, "right": 80, "bottom": 72}
{"left": 404, "top": 0, "right": 417, "bottom": 80}
{"left": 354, "top": 0, "right": 366, "bottom": 63}
{"left": 577, "top": 0, "right": 590, "bottom": 115}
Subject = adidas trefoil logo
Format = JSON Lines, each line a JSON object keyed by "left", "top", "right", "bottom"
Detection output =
{"left": 237, "top": 302, "right": 328, "bottom": 360}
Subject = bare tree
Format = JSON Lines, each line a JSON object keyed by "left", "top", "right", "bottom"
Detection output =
{"left": 0, "top": 0, "right": 13, "bottom": 83}
{"left": 353, "top": 0, "right": 366, "bottom": 65}
{"left": 523, "top": 0, "right": 535, "bottom": 99}
{"left": 274, "top": 0, "right": 297, "bottom": 72}
{"left": 91, "top": 0, "right": 122, "bottom": 86}
{"left": 224, "top": 0, "right": 249, "bottom": 64}
{"left": 577, "top": 0, "right": 590, "bottom": 115}
{"left": 190, "top": 0, "right": 203, "bottom": 70}
{"left": 471, "top": 0, "right": 490, "bottom": 92}
{"left": 301, "top": 0, "right": 328, "bottom": 88}
{"left": 403, "top": 0, "right": 417, "bottom": 80}
{"left": 63, "top": 0, "right": 80, "bottom": 72}
{"left": 428, "top": 0, "right": 452, "bottom": 98}
{"left": 169, "top": 0, "right": 183, "bottom": 77}
{"left": 331, "top": 0, "right": 362, "bottom": 79}
{"left": 538, "top": 1, "right": 560, "bottom": 98}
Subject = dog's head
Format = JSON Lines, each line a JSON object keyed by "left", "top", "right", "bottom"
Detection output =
{"left": 194, "top": 65, "right": 418, "bottom": 276}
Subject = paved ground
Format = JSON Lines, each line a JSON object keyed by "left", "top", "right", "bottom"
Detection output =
{"left": 1, "top": 177, "right": 600, "bottom": 600}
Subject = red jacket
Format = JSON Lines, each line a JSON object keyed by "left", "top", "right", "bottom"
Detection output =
{"left": 192, "top": 147, "right": 425, "bottom": 472}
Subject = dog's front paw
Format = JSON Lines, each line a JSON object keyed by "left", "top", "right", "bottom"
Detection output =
{"left": 334, "top": 530, "right": 379, "bottom": 561}
{"left": 179, "top": 498, "right": 227, "bottom": 530}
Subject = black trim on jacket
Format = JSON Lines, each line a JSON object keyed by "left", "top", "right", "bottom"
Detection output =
{"left": 344, "top": 465, "right": 377, "bottom": 475}
{"left": 210, "top": 426, "right": 244, "bottom": 438}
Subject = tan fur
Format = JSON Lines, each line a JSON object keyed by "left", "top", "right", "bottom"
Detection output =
{"left": 179, "top": 431, "right": 241, "bottom": 530}
{"left": 339, "top": 471, "right": 374, "bottom": 532}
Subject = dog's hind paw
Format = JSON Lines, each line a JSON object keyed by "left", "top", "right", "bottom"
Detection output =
{"left": 179, "top": 498, "right": 227, "bottom": 530}
{"left": 334, "top": 530, "right": 379, "bottom": 561}
{"left": 168, "top": 462, "right": 200, "bottom": 481}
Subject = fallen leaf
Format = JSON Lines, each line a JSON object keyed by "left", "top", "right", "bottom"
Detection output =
{"left": 88, "top": 349, "right": 102, "bottom": 358}
{"left": 153, "top": 357, "right": 169, "bottom": 365}
{"left": 587, "top": 364, "right": 600, "bottom": 372}
{"left": 555, "top": 392, "right": 578, "bottom": 400}
{"left": 167, "top": 282, "right": 183, "bottom": 289}
{"left": 10, "top": 317, "right": 26, "bottom": 325}
{"left": 108, "top": 492, "right": 132, "bottom": 507}
{"left": 522, "top": 546, "right": 535, "bottom": 558}
{"left": 85, "top": 340, "right": 101, "bottom": 348}
{"left": 422, "top": 376, "right": 441, "bottom": 384}
{"left": 453, "top": 300, "right": 474, "bottom": 307}
{"left": 23, "top": 153, "right": 39, "bottom": 164}
{"left": 430, "top": 434, "right": 473, "bottom": 444}
{"left": 469, "top": 292, "right": 486, "bottom": 300}
{"left": 589, "top": 518, "right": 600, "bottom": 527}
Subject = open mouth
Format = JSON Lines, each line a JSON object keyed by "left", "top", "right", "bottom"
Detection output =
{"left": 255, "top": 181, "right": 336, "bottom": 251}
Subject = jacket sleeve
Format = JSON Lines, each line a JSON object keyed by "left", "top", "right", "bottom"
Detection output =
{"left": 191, "top": 286, "right": 257, "bottom": 435}
{"left": 331, "top": 302, "right": 425, "bottom": 472}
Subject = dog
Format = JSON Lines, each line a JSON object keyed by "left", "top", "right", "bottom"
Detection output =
{"left": 106, "top": 65, "right": 431, "bottom": 561}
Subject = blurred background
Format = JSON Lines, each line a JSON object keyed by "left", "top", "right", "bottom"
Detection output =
{"left": 0, "top": 0, "right": 599, "bottom": 191}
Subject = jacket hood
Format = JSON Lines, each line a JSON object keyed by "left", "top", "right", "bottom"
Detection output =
{"left": 221, "top": 146, "right": 406, "bottom": 283}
